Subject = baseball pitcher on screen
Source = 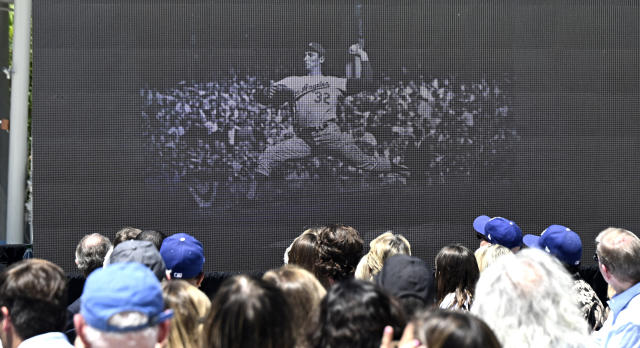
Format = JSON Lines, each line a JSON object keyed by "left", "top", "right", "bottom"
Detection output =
{"left": 254, "top": 42, "right": 406, "bottom": 182}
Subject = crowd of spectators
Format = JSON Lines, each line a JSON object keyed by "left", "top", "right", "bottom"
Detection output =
{"left": 2, "top": 217, "right": 639, "bottom": 348}
{"left": 141, "top": 72, "right": 518, "bottom": 207}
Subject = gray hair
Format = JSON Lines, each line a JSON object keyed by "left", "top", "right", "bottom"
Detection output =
{"left": 471, "top": 248, "right": 591, "bottom": 348}
{"left": 82, "top": 312, "right": 158, "bottom": 348}
{"left": 75, "top": 233, "right": 112, "bottom": 277}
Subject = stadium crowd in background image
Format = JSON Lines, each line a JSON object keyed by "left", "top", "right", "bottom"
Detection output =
{"left": 141, "top": 41, "right": 517, "bottom": 207}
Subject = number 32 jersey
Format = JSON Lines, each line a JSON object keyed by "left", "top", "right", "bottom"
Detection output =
{"left": 275, "top": 75, "right": 347, "bottom": 128}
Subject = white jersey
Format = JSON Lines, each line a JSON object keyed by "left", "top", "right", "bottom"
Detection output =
{"left": 276, "top": 75, "right": 347, "bottom": 128}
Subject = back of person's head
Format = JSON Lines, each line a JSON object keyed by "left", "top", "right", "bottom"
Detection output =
{"left": 595, "top": 227, "right": 640, "bottom": 284}
{"left": 203, "top": 275, "right": 295, "bottom": 348}
{"left": 160, "top": 233, "right": 205, "bottom": 285}
{"left": 263, "top": 265, "right": 326, "bottom": 347}
{"left": 162, "top": 280, "right": 211, "bottom": 348}
{"left": 136, "top": 229, "right": 167, "bottom": 250}
{"left": 75, "top": 233, "right": 113, "bottom": 278}
{"left": 286, "top": 228, "right": 321, "bottom": 275}
{"left": 110, "top": 240, "right": 166, "bottom": 281}
{"left": 408, "top": 309, "right": 500, "bottom": 348}
{"left": 375, "top": 254, "right": 436, "bottom": 318}
{"left": 471, "top": 248, "right": 590, "bottom": 347}
{"left": 309, "top": 278, "right": 405, "bottom": 348}
{"left": 0, "top": 259, "right": 68, "bottom": 340}
{"left": 435, "top": 244, "right": 479, "bottom": 309}
{"left": 355, "top": 231, "right": 411, "bottom": 281}
{"left": 315, "top": 224, "right": 364, "bottom": 286}
{"left": 113, "top": 226, "right": 142, "bottom": 247}
{"left": 75, "top": 262, "right": 172, "bottom": 348}
{"left": 474, "top": 243, "right": 512, "bottom": 273}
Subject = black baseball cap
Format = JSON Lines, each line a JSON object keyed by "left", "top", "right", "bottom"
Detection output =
{"left": 375, "top": 254, "right": 435, "bottom": 304}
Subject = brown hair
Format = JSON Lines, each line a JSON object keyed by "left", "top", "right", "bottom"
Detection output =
{"left": 203, "top": 275, "right": 295, "bottom": 348}
{"left": 288, "top": 228, "right": 321, "bottom": 277}
{"left": 162, "top": 280, "right": 211, "bottom": 348}
{"left": 263, "top": 265, "right": 326, "bottom": 348}
{"left": 113, "top": 226, "right": 142, "bottom": 247}
{"left": 411, "top": 309, "right": 501, "bottom": 348}
{"left": 0, "top": 259, "right": 68, "bottom": 340}
{"left": 435, "top": 244, "right": 479, "bottom": 309}
{"left": 315, "top": 224, "right": 363, "bottom": 287}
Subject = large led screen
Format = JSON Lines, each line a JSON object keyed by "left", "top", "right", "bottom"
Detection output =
{"left": 33, "top": 0, "right": 640, "bottom": 273}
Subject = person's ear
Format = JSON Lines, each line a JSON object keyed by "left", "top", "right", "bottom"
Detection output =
{"left": 196, "top": 272, "right": 205, "bottom": 288}
{"left": 599, "top": 262, "right": 612, "bottom": 281}
{"left": 74, "top": 314, "right": 91, "bottom": 348}
{"left": 319, "top": 56, "right": 325, "bottom": 64}
{"left": 1, "top": 306, "right": 12, "bottom": 333}
{"left": 156, "top": 320, "right": 171, "bottom": 344}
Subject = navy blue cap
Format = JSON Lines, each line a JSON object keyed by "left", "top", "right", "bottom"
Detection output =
{"left": 474, "top": 215, "right": 523, "bottom": 249}
{"left": 80, "top": 262, "right": 172, "bottom": 332}
{"left": 160, "top": 233, "right": 205, "bottom": 279}
{"left": 523, "top": 225, "right": 582, "bottom": 266}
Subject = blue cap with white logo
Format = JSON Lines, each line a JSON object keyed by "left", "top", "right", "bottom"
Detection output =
{"left": 523, "top": 225, "right": 582, "bottom": 266}
{"left": 80, "top": 262, "right": 172, "bottom": 332}
{"left": 474, "top": 215, "right": 523, "bottom": 249}
{"left": 160, "top": 233, "right": 205, "bottom": 279}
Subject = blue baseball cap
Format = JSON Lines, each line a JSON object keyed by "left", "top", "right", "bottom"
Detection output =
{"left": 474, "top": 215, "right": 523, "bottom": 249}
{"left": 160, "top": 233, "right": 205, "bottom": 279}
{"left": 523, "top": 225, "right": 582, "bottom": 266}
{"left": 80, "top": 262, "right": 172, "bottom": 332}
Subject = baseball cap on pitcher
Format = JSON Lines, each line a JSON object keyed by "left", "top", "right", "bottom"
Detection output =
{"left": 474, "top": 215, "right": 523, "bottom": 249}
{"left": 306, "top": 42, "right": 326, "bottom": 57}
{"left": 523, "top": 225, "right": 582, "bottom": 266}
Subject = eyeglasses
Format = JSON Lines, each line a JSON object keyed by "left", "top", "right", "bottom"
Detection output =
{"left": 593, "top": 252, "right": 599, "bottom": 262}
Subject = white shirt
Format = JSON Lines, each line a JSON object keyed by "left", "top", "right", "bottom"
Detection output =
{"left": 18, "top": 332, "right": 73, "bottom": 348}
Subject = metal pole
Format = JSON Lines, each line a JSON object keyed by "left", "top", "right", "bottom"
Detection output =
{"left": 6, "top": 0, "right": 31, "bottom": 244}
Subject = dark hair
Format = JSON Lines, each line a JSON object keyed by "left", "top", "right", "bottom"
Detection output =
{"left": 113, "top": 226, "right": 142, "bottom": 247}
{"left": 75, "top": 233, "right": 112, "bottom": 277}
{"left": 308, "top": 279, "right": 405, "bottom": 348}
{"left": 135, "top": 229, "right": 167, "bottom": 250}
{"left": 411, "top": 310, "right": 501, "bottom": 348}
{"left": 0, "top": 259, "right": 68, "bottom": 339}
{"left": 288, "top": 229, "right": 321, "bottom": 276}
{"left": 399, "top": 296, "right": 429, "bottom": 319}
{"left": 435, "top": 244, "right": 479, "bottom": 309}
{"left": 203, "top": 275, "right": 295, "bottom": 348}
{"left": 315, "top": 224, "right": 363, "bottom": 286}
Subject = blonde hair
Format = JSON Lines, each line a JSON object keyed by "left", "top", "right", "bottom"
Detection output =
{"left": 162, "top": 280, "right": 211, "bottom": 348}
{"left": 475, "top": 244, "right": 512, "bottom": 272}
{"left": 263, "top": 265, "right": 326, "bottom": 348}
{"left": 355, "top": 232, "right": 411, "bottom": 281}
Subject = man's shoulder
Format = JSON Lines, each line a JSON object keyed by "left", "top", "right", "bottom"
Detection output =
{"left": 626, "top": 290, "right": 640, "bottom": 310}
